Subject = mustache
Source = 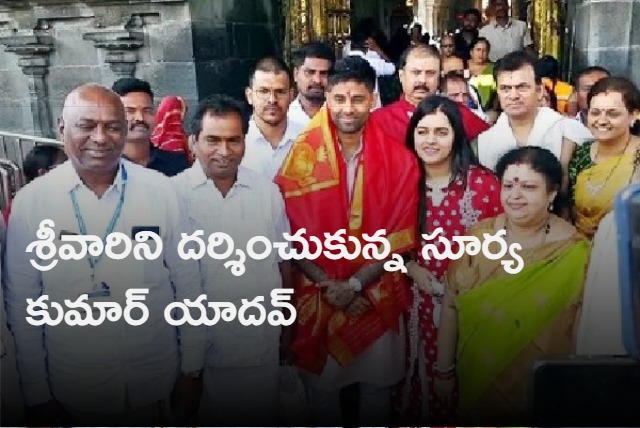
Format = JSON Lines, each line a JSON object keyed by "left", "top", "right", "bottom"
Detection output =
{"left": 413, "top": 85, "right": 429, "bottom": 92}
{"left": 129, "top": 121, "right": 149, "bottom": 130}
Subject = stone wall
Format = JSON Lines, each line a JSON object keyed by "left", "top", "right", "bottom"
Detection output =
{"left": 0, "top": 0, "right": 282, "bottom": 137}
{"left": 188, "top": 0, "right": 281, "bottom": 101}
{"left": 569, "top": 0, "right": 640, "bottom": 83}
{"left": 0, "top": 0, "right": 197, "bottom": 137}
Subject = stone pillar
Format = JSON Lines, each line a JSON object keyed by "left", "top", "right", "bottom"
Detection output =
{"left": 83, "top": 29, "right": 144, "bottom": 79}
{"left": 0, "top": 31, "right": 55, "bottom": 138}
{"left": 417, "top": 0, "right": 437, "bottom": 36}
{"left": 569, "top": 0, "right": 640, "bottom": 81}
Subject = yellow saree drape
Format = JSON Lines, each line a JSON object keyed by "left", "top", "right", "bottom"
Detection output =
{"left": 575, "top": 153, "right": 636, "bottom": 239}
{"left": 447, "top": 218, "right": 590, "bottom": 422}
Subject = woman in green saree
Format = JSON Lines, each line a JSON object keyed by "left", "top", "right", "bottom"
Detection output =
{"left": 434, "top": 146, "right": 590, "bottom": 424}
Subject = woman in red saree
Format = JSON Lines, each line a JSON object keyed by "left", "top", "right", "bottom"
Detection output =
{"left": 150, "top": 95, "right": 192, "bottom": 162}
{"left": 400, "top": 95, "right": 502, "bottom": 423}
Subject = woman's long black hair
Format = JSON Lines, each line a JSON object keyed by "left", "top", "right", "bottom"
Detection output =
{"left": 405, "top": 95, "right": 480, "bottom": 235}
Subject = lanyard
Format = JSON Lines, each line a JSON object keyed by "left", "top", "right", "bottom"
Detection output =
{"left": 70, "top": 165, "right": 127, "bottom": 286}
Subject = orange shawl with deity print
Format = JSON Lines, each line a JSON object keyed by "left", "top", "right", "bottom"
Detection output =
{"left": 275, "top": 106, "right": 419, "bottom": 374}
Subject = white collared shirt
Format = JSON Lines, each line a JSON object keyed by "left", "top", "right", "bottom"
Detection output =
{"left": 172, "top": 163, "right": 290, "bottom": 368}
{"left": 479, "top": 18, "right": 533, "bottom": 62}
{"left": 4, "top": 159, "right": 205, "bottom": 413}
{"left": 477, "top": 107, "right": 593, "bottom": 171}
{"left": 287, "top": 97, "right": 314, "bottom": 128}
{"left": 338, "top": 139, "right": 364, "bottom": 201}
{"left": 241, "top": 117, "right": 304, "bottom": 179}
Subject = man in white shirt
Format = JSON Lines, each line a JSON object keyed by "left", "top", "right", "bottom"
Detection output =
{"left": 479, "top": 0, "right": 534, "bottom": 62}
{"left": 4, "top": 84, "right": 205, "bottom": 426}
{"left": 347, "top": 32, "right": 396, "bottom": 110}
{"left": 477, "top": 52, "right": 592, "bottom": 196}
{"left": 173, "top": 94, "right": 291, "bottom": 425}
{"left": 242, "top": 56, "right": 304, "bottom": 179}
{"left": 288, "top": 42, "right": 336, "bottom": 126}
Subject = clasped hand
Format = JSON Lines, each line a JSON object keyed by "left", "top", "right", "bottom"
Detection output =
{"left": 317, "top": 280, "right": 371, "bottom": 316}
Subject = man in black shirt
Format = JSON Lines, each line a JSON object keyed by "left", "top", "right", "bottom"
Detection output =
{"left": 453, "top": 8, "right": 481, "bottom": 60}
{"left": 111, "top": 78, "right": 189, "bottom": 176}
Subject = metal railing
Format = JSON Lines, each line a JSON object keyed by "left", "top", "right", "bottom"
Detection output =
{"left": 0, "top": 131, "right": 63, "bottom": 212}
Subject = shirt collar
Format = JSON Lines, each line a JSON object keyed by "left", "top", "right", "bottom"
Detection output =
{"left": 60, "top": 158, "right": 127, "bottom": 194}
{"left": 248, "top": 117, "right": 300, "bottom": 148}
{"left": 493, "top": 18, "right": 513, "bottom": 28}
{"left": 187, "top": 159, "right": 252, "bottom": 190}
{"left": 337, "top": 137, "right": 364, "bottom": 163}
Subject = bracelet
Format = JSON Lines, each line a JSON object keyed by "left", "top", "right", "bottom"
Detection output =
{"left": 433, "top": 362, "right": 455, "bottom": 374}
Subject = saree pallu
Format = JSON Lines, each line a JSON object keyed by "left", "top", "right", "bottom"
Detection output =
{"left": 575, "top": 152, "right": 636, "bottom": 239}
{"left": 150, "top": 96, "right": 192, "bottom": 160}
{"left": 275, "top": 106, "right": 420, "bottom": 375}
{"left": 469, "top": 63, "right": 495, "bottom": 110}
{"left": 449, "top": 222, "right": 589, "bottom": 422}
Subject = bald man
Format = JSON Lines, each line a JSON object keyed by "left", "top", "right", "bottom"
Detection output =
{"left": 4, "top": 84, "right": 205, "bottom": 425}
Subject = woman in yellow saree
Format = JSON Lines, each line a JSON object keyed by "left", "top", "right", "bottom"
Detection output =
{"left": 569, "top": 76, "right": 640, "bottom": 239}
{"left": 434, "top": 147, "right": 590, "bottom": 424}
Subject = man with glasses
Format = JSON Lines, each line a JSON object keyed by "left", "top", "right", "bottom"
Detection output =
{"left": 288, "top": 42, "right": 336, "bottom": 127}
{"left": 477, "top": 51, "right": 592, "bottom": 196}
{"left": 243, "top": 56, "right": 304, "bottom": 180}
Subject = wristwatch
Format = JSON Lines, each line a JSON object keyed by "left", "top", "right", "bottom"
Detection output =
{"left": 348, "top": 277, "right": 363, "bottom": 292}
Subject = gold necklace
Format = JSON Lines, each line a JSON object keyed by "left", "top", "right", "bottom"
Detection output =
{"left": 505, "top": 216, "right": 551, "bottom": 247}
{"left": 586, "top": 136, "right": 631, "bottom": 196}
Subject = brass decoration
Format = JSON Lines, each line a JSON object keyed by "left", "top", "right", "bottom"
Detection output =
{"left": 283, "top": 0, "right": 351, "bottom": 61}
{"left": 532, "top": 0, "right": 561, "bottom": 58}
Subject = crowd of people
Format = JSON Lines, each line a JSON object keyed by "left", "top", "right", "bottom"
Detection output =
{"left": 0, "top": 0, "right": 637, "bottom": 425}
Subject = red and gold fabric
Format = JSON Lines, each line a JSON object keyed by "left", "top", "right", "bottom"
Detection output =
{"left": 150, "top": 96, "right": 192, "bottom": 161}
{"left": 275, "top": 105, "right": 420, "bottom": 374}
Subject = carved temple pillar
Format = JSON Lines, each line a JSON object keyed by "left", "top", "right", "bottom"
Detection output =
{"left": 417, "top": 0, "right": 437, "bottom": 36}
{"left": 83, "top": 29, "right": 144, "bottom": 79}
{"left": 0, "top": 31, "right": 55, "bottom": 138}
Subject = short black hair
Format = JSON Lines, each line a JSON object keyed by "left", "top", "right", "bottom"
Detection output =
{"left": 536, "top": 55, "right": 560, "bottom": 80}
{"left": 327, "top": 55, "right": 376, "bottom": 93}
{"left": 397, "top": 43, "right": 440, "bottom": 70}
{"left": 292, "top": 42, "right": 336, "bottom": 68}
{"left": 248, "top": 56, "right": 292, "bottom": 87}
{"left": 574, "top": 65, "right": 611, "bottom": 86}
{"left": 350, "top": 30, "right": 368, "bottom": 52}
{"left": 23, "top": 145, "right": 65, "bottom": 183}
{"left": 494, "top": 50, "right": 541, "bottom": 84}
{"left": 189, "top": 94, "right": 250, "bottom": 137}
{"left": 463, "top": 8, "right": 482, "bottom": 21}
{"left": 111, "top": 77, "right": 154, "bottom": 99}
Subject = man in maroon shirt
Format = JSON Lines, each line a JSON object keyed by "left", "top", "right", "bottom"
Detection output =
{"left": 372, "top": 44, "right": 489, "bottom": 144}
